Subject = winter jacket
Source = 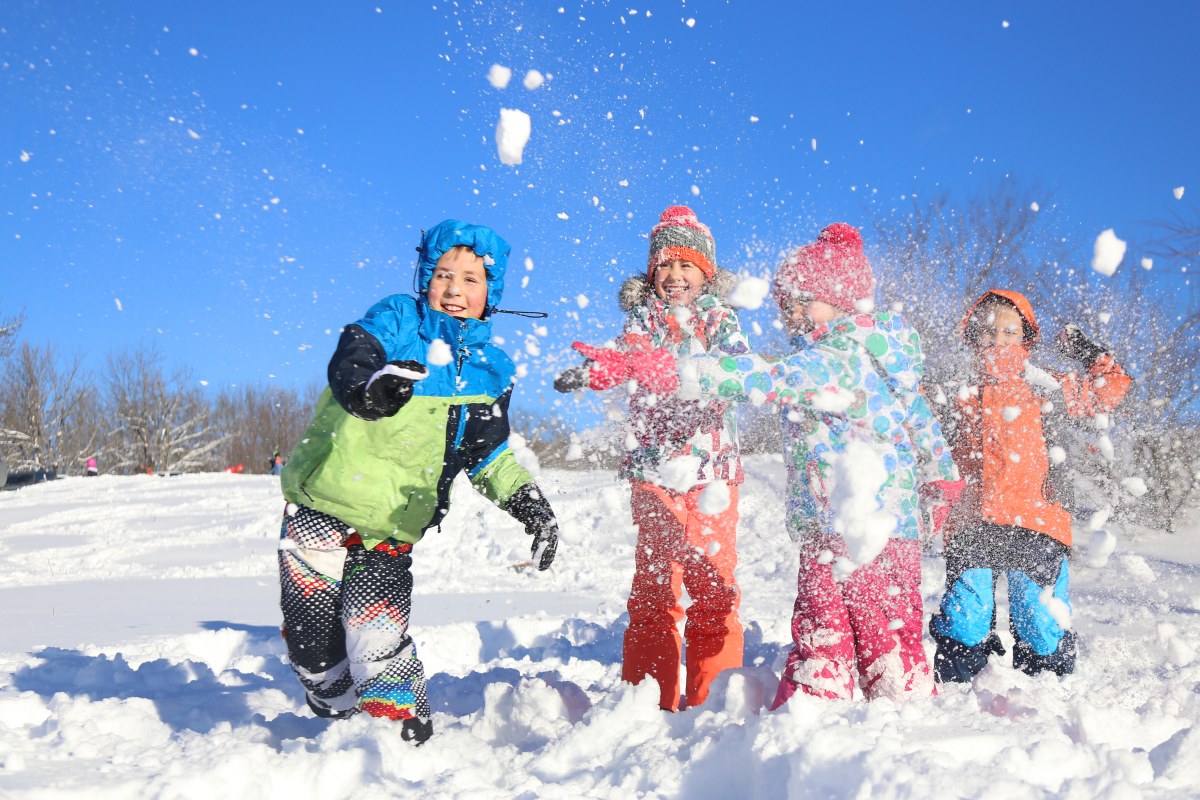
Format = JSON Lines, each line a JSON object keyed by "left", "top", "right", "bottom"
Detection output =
{"left": 615, "top": 270, "right": 751, "bottom": 487}
{"left": 281, "top": 222, "right": 533, "bottom": 549}
{"left": 941, "top": 290, "right": 1132, "bottom": 546}
{"left": 686, "top": 310, "right": 956, "bottom": 542}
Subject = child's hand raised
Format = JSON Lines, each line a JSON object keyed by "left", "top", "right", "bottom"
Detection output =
{"left": 363, "top": 360, "right": 428, "bottom": 419}
{"left": 1055, "top": 324, "right": 1107, "bottom": 365}
{"left": 571, "top": 342, "right": 678, "bottom": 394}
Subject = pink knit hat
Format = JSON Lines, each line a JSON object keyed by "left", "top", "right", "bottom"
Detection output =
{"left": 772, "top": 222, "right": 875, "bottom": 312}
{"left": 647, "top": 205, "right": 717, "bottom": 281}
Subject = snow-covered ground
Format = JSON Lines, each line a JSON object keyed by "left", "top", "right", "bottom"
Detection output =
{"left": 1, "top": 458, "right": 1198, "bottom": 798}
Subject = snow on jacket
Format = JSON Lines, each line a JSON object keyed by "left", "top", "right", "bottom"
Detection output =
{"left": 281, "top": 220, "right": 534, "bottom": 550}
{"left": 941, "top": 289, "right": 1132, "bottom": 546}
{"left": 686, "top": 310, "right": 956, "bottom": 542}
{"left": 616, "top": 270, "right": 750, "bottom": 487}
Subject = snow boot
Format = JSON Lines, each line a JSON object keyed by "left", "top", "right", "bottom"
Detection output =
{"left": 1012, "top": 629, "right": 1076, "bottom": 677}
{"left": 401, "top": 716, "right": 433, "bottom": 746}
{"left": 306, "top": 694, "right": 357, "bottom": 720}
{"left": 930, "top": 617, "right": 1005, "bottom": 684}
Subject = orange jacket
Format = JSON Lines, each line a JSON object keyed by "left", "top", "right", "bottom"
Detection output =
{"left": 945, "top": 290, "right": 1132, "bottom": 546}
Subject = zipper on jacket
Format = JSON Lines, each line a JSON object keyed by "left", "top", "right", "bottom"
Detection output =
{"left": 456, "top": 321, "right": 468, "bottom": 376}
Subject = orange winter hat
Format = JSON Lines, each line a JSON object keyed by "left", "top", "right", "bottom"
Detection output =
{"left": 647, "top": 205, "right": 717, "bottom": 281}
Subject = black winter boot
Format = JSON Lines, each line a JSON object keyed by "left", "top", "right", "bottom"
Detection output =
{"left": 1013, "top": 629, "right": 1076, "bottom": 677}
{"left": 401, "top": 716, "right": 434, "bottom": 746}
{"left": 930, "top": 617, "right": 1006, "bottom": 684}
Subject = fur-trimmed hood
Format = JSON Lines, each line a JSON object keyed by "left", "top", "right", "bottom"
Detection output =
{"left": 618, "top": 267, "right": 739, "bottom": 311}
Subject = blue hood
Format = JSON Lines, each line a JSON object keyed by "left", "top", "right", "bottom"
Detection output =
{"left": 417, "top": 220, "right": 511, "bottom": 316}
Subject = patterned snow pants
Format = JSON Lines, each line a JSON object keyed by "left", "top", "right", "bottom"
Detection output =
{"left": 278, "top": 504, "right": 431, "bottom": 721}
{"left": 772, "top": 535, "right": 934, "bottom": 708}
{"left": 622, "top": 480, "right": 743, "bottom": 711}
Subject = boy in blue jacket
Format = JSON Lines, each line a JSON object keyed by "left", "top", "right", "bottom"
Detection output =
{"left": 278, "top": 220, "right": 559, "bottom": 744}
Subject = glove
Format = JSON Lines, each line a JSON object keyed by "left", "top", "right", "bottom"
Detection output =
{"left": 1055, "top": 324, "right": 1107, "bottom": 366}
{"left": 626, "top": 348, "right": 678, "bottom": 394}
{"left": 363, "top": 360, "right": 428, "bottom": 418}
{"left": 505, "top": 484, "right": 559, "bottom": 571}
{"left": 572, "top": 342, "right": 629, "bottom": 390}
{"left": 553, "top": 363, "right": 591, "bottom": 393}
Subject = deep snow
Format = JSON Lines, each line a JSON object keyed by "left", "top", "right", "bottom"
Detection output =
{"left": 1, "top": 459, "right": 1198, "bottom": 798}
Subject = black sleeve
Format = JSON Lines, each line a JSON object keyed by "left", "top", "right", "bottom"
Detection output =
{"left": 327, "top": 323, "right": 388, "bottom": 420}
{"left": 459, "top": 387, "right": 514, "bottom": 475}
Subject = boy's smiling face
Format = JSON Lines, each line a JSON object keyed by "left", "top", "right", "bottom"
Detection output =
{"left": 971, "top": 303, "right": 1025, "bottom": 349}
{"left": 426, "top": 246, "right": 488, "bottom": 320}
{"left": 652, "top": 258, "right": 707, "bottom": 306}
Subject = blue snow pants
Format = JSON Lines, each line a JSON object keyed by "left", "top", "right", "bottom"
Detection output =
{"left": 931, "top": 523, "right": 1076, "bottom": 682}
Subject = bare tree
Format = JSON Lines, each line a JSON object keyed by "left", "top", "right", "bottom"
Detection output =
{"left": 104, "top": 345, "right": 226, "bottom": 474}
{"left": 0, "top": 342, "right": 99, "bottom": 473}
{"left": 0, "top": 304, "right": 23, "bottom": 359}
{"left": 212, "top": 382, "right": 322, "bottom": 473}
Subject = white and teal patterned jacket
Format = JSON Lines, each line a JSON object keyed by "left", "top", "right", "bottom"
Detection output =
{"left": 684, "top": 310, "right": 956, "bottom": 542}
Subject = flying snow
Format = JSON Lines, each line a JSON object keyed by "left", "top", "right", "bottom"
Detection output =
{"left": 427, "top": 338, "right": 453, "bottom": 366}
{"left": 658, "top": 456, "right": 702, "bottom": 493}
{"left": 698, "top": 481, "right": 731, "bottom": 515}
{"left": 496, "top": 109, "right": 532, "bottom": 166}
{"left": 1173, "top": 186, "right": 1185, "bottom": 200}
{"left": 1091, "top": 229, "right": 1126, "bottom": 276}
{"left": 487, "top": 64, "right": 512, "bottom": 89}
{"left": 829, "top": 440, "right": 895, "bottom": 570}
{"left": 727, "top": 275, "right": 770, "bottom": 310}
{"left": 575, "top": 294, "right": 589, "bottom": 309}
{"left": 524, "top": 70, "right": 545, "bottom": 90}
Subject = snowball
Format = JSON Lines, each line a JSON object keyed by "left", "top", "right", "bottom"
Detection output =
{"left": 810, "top": 387, "right": 856, "bottom": 414}
{"left": 1121, "top": 477, "right": 1148, "bottom": 498}
{"left": 1173, "top": 186, "right": 1185, "bottom": 200}
{"left": 727, "top": 275, "right": 770, "bottom": 310}
{"left": 1002, "top": 406, "right": 1021, "bottom": 422}
{"left": 1091, "top": 229, "right": 1126, "bottom": 276}
{"left": 1087, "top": 506, "right": 1112, "bottom": 531}
{"left": 427, "top": 338, "right": 454, "bottom": 366}
{"left": 1141, "top": 257, "right": 1153, "bottom": 270}
{"left": 523, "top": 70, "right": 545, "bottom": 90}
{"left": 496, "top": 108, "right": 532, "bottom": 165}
{"left": 690, "top": 185, "right": 700, "bottom": 196}
{"left": 1087, "top": 529, "right": 1117, "bottom": 568}
{"left": 829, "top": 440, "right": 895, "bottom": 569}
{"left": 685, "top": 17, "right": 695, "bottom": 27}
{"left": 1048, "top": 445, "right": 1067, "bottom": 465}
{"left": 487, "top": 64, "right": 512, "bottom": 89}
{"left": 20, "top": 150, "right": 32, "bottom": 162}
{"left": 575, "top": 294, "right": 589, "bottom": 309}
{"left": 1039, "top": 586, "right": 1072, "bottom": 630}
{"left": 657, "top": 455, "right": 701, "bottom": 493}
{"left": 1030, "top": 201, "right": 1039, "bottom": 212}
{"left": 698, "top": 481, "right": 731, "bottom": 515}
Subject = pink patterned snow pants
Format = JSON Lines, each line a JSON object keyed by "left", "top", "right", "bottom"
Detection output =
{"left": 772, "top": 535, "right": 933, "bottom": 707}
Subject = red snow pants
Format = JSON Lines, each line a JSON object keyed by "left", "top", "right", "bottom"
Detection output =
{"left": 772, "top": 535, "right": 933, "bottom": 707}
{"left": 622, "top": 480, "right": 743, "bottom": 711}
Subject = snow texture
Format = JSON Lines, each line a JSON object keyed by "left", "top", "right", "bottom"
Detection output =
{"left": 1, "top": 464, "right": 1198, "bottom": 798}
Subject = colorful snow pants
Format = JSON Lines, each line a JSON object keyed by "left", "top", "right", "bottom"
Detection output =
{"left": 930, "top": 523, "right": 1074, "bottom": 682}
{"left": 772, "top": 535, "right": 933, "bottom": 708}
{"left": 623, "top": 480, "right": 743, "bottom": 711}
{"left": 278, "top": 504, "right": 431, "bottom": 721}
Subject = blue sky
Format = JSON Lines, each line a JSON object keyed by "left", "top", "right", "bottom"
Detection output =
{"left": 2, "top": 0, "right": 1196, "bottom": 426}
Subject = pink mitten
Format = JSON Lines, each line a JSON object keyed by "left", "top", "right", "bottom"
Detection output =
{"left": 626, "top": 348, "right": 679, "bottom": 394}
{"left": 572, "top": 342, "right": 630, "bottom": 390}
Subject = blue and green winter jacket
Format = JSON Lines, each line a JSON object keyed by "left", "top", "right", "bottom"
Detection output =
{"left": 281, "top": 221, "right": 535, "bottom": 548}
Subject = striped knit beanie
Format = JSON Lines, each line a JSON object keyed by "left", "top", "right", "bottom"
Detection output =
{"left": 647, "top": 205, "right": 716, "bottom": 281}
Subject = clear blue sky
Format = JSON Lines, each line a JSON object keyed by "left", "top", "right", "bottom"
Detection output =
{"left": 2, "top": 1, "right": 1196, "bottom": 426}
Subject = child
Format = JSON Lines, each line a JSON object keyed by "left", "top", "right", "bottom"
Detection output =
{"left": 929, "top": 289, "right": 1131, "bottom": 682}
{"left": 678, "top": 222, "right": 959, "bottom": 705}
{"left": 278, "top": 219, "right": 559, "bottom": 744}
{"left": 556, "top": 205, "right": 750, "bottom": 711}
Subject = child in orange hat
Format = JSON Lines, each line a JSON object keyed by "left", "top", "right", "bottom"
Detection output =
{"left": 556, "top": 205, "right": 750, "bottom": 711}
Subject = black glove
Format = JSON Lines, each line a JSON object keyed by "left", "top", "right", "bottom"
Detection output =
{"left": 553, "top": 363, "right": 590, "bottom": 393}
{"left": 363, "top": 360, "right": 428, "bottom": 418}
{"left": 1055, "top": 324, "right": 1107, "bottom": 366}
{"left": 505, "top": 484, "right": 559, "bottom": 570}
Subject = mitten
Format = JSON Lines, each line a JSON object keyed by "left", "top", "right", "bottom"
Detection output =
{"left": 505, "top": 484, "right": 559, "bottom": 571}
{"left": 363, "top": 360, "right": 428, "bottom": 418}
{"left": 572, "top": 342, "right": 630, "bottom": 390}
{"left": 1055, "top": 324, "right": 1106, "bottom": 366}
{"left": 626, "top": 348, "right": 679, "bottom": 394}
{"left": 553, "top": 363, "right": 591, "bottom": 393}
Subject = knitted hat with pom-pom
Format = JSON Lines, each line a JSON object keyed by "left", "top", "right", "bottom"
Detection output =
{"left": 647, "top": 205, "right": 716, "bottom": 281}
{"left": 772, "top": 222, "right": 875, "bottom": 313}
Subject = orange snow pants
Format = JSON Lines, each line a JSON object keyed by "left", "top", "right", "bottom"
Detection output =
{"left": 622, "top": 480, "right": 743, "bottom": 711}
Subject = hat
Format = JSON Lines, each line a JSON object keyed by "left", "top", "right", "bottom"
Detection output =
{"left": 417, "top": 220, "right": 511, "bottom": 315}
{"left": 647, "top": 205, "right": 716, "bottom": 281}
{"left": 772, "top": 222, "right": 875, "bottom": 313}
